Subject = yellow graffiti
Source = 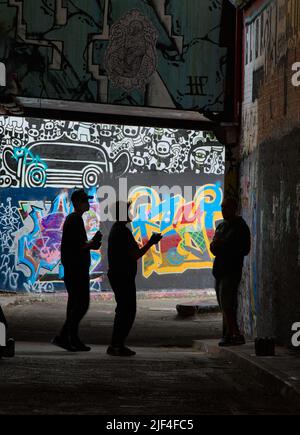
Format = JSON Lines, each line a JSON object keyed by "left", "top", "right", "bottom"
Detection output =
{"left": 129, "top": 184, "right": 223, "bottom": 278}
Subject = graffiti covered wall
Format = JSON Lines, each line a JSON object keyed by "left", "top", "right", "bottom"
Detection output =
{"left": 239, "top": 0, "right": 300, "bottom": 343}
{"left": 129, "top": 180, "right": 223, "bottom": 289}
{"left": 0, "top": 117, "right": 225, "bottom": 292}
{"left": 0, "top": 188, "right": 102, "bottom": 293}
{"left": 0, "top": 0, "right": 228, "bottom": 113}
{"left": 0, "top": 117, "right": 225, "bottom": 188}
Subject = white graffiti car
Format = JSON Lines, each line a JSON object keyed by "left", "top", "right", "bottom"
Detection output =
{"left": 7, "top": 141, "right": 131, "bottom": 189}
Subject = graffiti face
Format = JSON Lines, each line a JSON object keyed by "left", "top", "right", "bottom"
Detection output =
{"left": 28, "top": 127, "right": 39, "bottom": 138}
{"left": 190, "top": 145, "right": 225, "bottom": 175}
{"left": 156, "top": 141, "right": 171, "bottom": 157}
{"left": 105, "top": 10, "right": 158, "bottom": 91}
{"left": 132, "top": 154, "right": 145, "bottom": 168}
{"left": 122, "top": 125, "right": 140, "bottom": 138}
{"left": 195, "top": 149, "right": 207, "bottom": 165}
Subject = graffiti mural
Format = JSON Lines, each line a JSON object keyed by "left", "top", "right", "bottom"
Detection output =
{"left": 240, "top": 0, "right": 300, "bottom": 155}
{"left": 228, "top": 0, "right": 252, "bottom": 7}
{"left": 105, "top": 9, "right": 158, "bottom": 92}
{"left": 0, "top": 189, "right": 102, "bottom": 293}
{"left": 239, "top": 0, "right": 300, "bottom": 339}
{"left": 0, "top": 0, "right": 228, "bottom": 112}
{"left": 0, "top": 117, "right": 225, "bottom": 292}
{"left": 0, "top": 196, "right": 21, "bottom": 291}
{"left": 0, "top": 117, "right": 225, "bottom": 189}
{"left": 130, "top": 183, "right": 223, "bottom": 278}
{"left": 0, "top": 181, "right": 224, "bottom": 292}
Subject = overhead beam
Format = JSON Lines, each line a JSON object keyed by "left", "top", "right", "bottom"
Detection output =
{"left": 17, "top": 98, "right": 219, "bottom": 131}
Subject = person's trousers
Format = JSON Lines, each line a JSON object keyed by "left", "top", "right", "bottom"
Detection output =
{"left": 215, "top": 273, "right": 241, "bottom": 337}
{"left": 0, "top": 306, "right": 7, "bottom": 328}
{"left": 108, "top": 272, "right": 136, "bottom": 348}
{"left": 60, "top": 269, "right": 90, "bottom": 340}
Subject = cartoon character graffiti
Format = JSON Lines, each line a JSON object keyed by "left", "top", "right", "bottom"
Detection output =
{"left": 0, "top": 118, "right": 225, "bottom": 188}
{"left": 190, "top": 145, "right": 225, "bottom": 175}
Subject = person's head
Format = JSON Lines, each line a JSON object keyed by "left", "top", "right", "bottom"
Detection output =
{"left": 221, "top": 197, "right": 238, "bottom": 221}
{"left": 71, "top": 189, "right": 93, "bottom": 214}
{"left": 111, "top": 200, "right": 132, "bottom": 223}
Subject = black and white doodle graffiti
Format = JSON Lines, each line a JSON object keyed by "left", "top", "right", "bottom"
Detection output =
{"left": 0, "top": 117, "right": 225, "bottom": 189}
{"left": 105, "top": 10, "right": 158, "bottom": 91}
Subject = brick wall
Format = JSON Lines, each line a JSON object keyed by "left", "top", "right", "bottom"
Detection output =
{"left": 238, "top": 0, "right": 300, "bottom": 344}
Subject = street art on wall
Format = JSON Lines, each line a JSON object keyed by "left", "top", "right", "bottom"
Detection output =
{"left": 130, "top": 183, "right": 223, "bottom": 278}
{"left": 0, "top": 183, "right": 223, "bottom": 293}
{"left": 0, "top": 116, "right": 225, "bottom": 292}
{"left": 241, "top": 0, "right": 300, "bottom": 155}
{"left": 105, "top": 9, "right": 158, "bottom": 92}
{"left": 0, "top": 196, "right": 20, "bottom": 291}
{"left": 0, "top": 0, "right": 227, "bottom": 112}
{"left": 228, "top": 0, "right": 252, "bottom": 7}
{"left": 0, "top": 189, "right": 102, "bottom": 293}
{"left": 239, "top": 0, "right": 300, "bottom": 336}
{"left": 0, "top": 117, "right": 225, "bottom": 189}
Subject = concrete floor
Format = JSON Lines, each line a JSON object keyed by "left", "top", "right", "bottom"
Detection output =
{"left": 4, "top": 292, "right": 221, "bottom": 347}
{"left": 1, "top": 292, "right": 300, "bottom": 415}
{"left": 2, "top": 342, "right": 300, "bottom": 415}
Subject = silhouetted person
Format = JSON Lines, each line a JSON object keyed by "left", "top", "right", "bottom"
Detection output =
{"left": 210, "top": 197, "right": 251, "bottom": 347}
{"left": 107, "top": 201, "right": 162, "bottom": 356}
{"left": 52, "top": 189, "right": 102, "bottom": 352}
{"left": 0, "top": 306, "right": 7, "bottom": 329}
{"left": 0, "top": 305, "right": 15, "bottom": 358}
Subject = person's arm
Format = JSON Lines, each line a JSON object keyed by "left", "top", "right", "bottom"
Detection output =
{"left": 82, "top": 240, "right": 101, "bottom": 250}
{"left": 237, "top": 224, "right": 251, "bottom": 256}
{"left": 210, "top": 229, "right": 224, "bottom": 256}
{"left": 82, "top": 231, "right": 102, "bottom": 251}
{"left": 130, "top": 233, "right": 163, "bottom": 260}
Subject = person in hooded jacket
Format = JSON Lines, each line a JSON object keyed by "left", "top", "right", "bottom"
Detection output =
{"left": 210, "top": 197, "right": 251, "bottom": 347}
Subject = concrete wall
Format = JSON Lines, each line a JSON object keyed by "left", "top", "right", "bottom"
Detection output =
{"left": 0, "top": 117, "right": 225, "bottom": 292}
{"left": 239, "top": 0, "right": 300, "bottom": 344}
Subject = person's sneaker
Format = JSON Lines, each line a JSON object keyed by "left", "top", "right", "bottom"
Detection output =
{"left": 71, "top": 338, "right": 91, "bottom": 352}
{"left": 51, "top": 336, "right": 77, "bottom": 352}
{"left": 120, "top": 346, "right": 136, "bottom": 356}
{"left": 74, "top": 343, "right": 91, "bottom": 352}
{"left": 106, "top": 345, "right": 121, "bottom": 356}
{"left": 230, "top": 335, "right": 246, "bottom": 346}
{"left": 106, "top": 345, "right": 136, "bottom": 357}
{"left": 218, "top": 336, "right": 232, "bottom": 347}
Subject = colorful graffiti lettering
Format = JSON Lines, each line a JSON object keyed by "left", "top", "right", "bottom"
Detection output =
{"left": 130, "top": 183, "right": 223, "bottom": 278}
{"left": 0, "top": 117, "right": 225, "bottom": 292}
{"left": 14, "top": 190, "right": 102, "bottom": 290}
